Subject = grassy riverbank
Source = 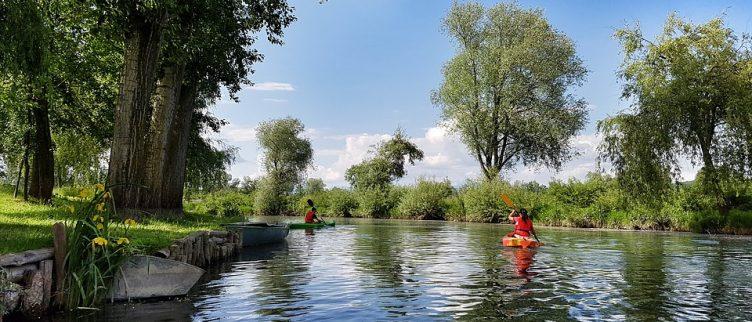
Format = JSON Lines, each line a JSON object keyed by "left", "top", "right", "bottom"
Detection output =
{"left": 188, "top": 173, "right": 752, "bottom": 235}
{"left": 0, "top": 186, "right": 243, "bottom": 254}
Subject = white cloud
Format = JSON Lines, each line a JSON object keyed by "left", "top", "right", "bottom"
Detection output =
{"left": 218, "top": 124, "right": 256, "bottom": 143}
{"left": 263, "top": 98, "right": 288, "bottom": 103}
{"left": 223, "top": 124, "right": 701, "bottom": 187}
{"left": 248, "top": 82, "right": 295, "bottom": 91}
{"left": 308, "top": 133, "right": 390, "bottom": 186}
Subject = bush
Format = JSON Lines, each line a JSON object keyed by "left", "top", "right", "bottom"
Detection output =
{"left": 445, "top": 194, "right": 466, "bottom": 221}
{"left": 185, "top": 190, "right": 253, "bottom": 217}
{"left": 396, "top": 179, "right": 454, "bottom": 220}
{"left": 254, "top": 178, "right": 292, "bottom": 216}
{"left": 325, "top": 188, "right": 358, "bottom": 217}
{"left": 461, "top": 179, "right": 506, "bottom": 223}
{"left": 355, "top": 188, "right": 393, "bottom": 218}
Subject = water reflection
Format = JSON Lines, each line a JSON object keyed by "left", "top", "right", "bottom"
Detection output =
{"left": 511, "top": 248, "right": 537, "bottom": 280}
{"left": 64, "top": 219, "right": 752, "bottom": 321}
{"left": 619, "top": 233, "right": 670, "bottom": 321}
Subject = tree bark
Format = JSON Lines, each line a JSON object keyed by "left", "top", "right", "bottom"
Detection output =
{"left": 161, "top": 83, "right": 197, "bottom": 211}
{"left": 107, "top": 12, "right": 168, "bottom": 211}
{"left": 29, "top": 95, "right": 55, "bottom": 201}
{"left": 141, "top": 63, "right": 186, "bottom": 211}
{"left": 23, "top": 141, "right": 30, "bottom": 201}
{"left": 699, "top": 141, "right": 729, "bottom": 220}
{"left": 13, "top": 133, "right": 30, "bottom": 199}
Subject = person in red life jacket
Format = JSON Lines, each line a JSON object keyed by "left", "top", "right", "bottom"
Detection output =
{"left": 507, "top": 208, "right": 535, "bottom": 239}
{"left": 304, "top": 199, "right": 322, "bottom": 224}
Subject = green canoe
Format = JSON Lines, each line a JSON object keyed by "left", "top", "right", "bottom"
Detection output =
{"left": 288, "top": 222, "right": 336, "bottom": 229}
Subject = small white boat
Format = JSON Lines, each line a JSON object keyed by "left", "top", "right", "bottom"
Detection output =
{"left": 224, "top": 222, "right": 290, "bottom": 247}
{"left": 109, "top": 255, "right": 205, "bottom": 301}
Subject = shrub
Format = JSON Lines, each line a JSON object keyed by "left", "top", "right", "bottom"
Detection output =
{"left": 461, "top": 179, "right": 506, "bottom": 223}
{"left": 396, "top": 179, "right": 454, "bottom": 220}
{"left": 254, "top": 178, "right": 292, "bottom": 216}
{"left": 355, "top": 188, "right": 393, "bottom": 218}
{"left": 325, "top": 188, "right": 358, "bottom": 217}
{"left": 185, "top": 190, "right": 253, "bottom": 217}
{"left": 445, "top": 194, "right": 466, "bottom": 221}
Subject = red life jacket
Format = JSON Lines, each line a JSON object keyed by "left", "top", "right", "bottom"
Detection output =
{"left": 305, "top": 209, "right": 316, "bottom": 223}
{"left": 514, "top": 216, "right": 533, "bottom": 237}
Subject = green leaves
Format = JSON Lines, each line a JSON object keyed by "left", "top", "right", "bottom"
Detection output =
{"left": 345, "top": 129, "right": 424, "bottom": 191}
{"left": 605, "top": 14, "right": 752, "bottom": 209}
{"left": 434, "top": 1, "right": 587, "bottom": 180}
{"left": 254, "top": 117, "right": 313, "bottom": 215}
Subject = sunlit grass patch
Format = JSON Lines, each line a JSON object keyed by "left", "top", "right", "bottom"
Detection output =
{"left": 0, "top": 185, "right": 243, "bottom": 254}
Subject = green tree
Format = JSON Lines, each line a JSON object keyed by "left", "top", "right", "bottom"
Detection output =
{"left": 184, "top": 111, "right": 236, "bottom": 193}
{"left": 600, "top": 14, "right": 752, "bottom": 217}
{"left": 0, "top": 0, "right": 119, "bottom": 200}
{"left": 345, "top": 129, "right": 424, "bottom": 190}
{"left": 255, "top": 117, "right": 313, "bottom": 215}
{"left": 53, "top": 133, "right": 107, "bottom": 186}
{"left": 433, "top": 1, "right": 588, "bottom": 180}
{"left": 104, "top": 0, "right": 294, "bottom": 212}
{"left": 298, "top": 178, "right": 326, "bottom": 196}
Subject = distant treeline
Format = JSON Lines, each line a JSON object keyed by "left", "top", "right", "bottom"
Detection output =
{"left": 171, "top": 173, "right": 752, "bottom": 235}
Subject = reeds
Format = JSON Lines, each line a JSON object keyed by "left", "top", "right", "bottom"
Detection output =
{"left": 63, "top": 184, "right": 136, "bottom": 310}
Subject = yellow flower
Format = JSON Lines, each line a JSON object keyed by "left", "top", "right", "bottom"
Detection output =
{"left": 67, "top": 205, "right": 75, "bottom": 213}
{"left": 96, "top": 203, "right": 105, "bottom": 212}
{"left": 92, "top": 215, "right": 101, "bottom": 222}
{"left": 96, "top": 223, "right": 104, "bottom": 230}
{"left": 95, "top": 183, "right": 105, "bottom": 191}
{"left": 124, "top": 219, "right": 137, "bottom": 227}
{"left": 92, "top": 237, "right": 108, "bottom": 247}
{"left": 78, "top": 190, "right": 87, "bottom": 198}
{"left": 116, "top": 238, "right": 130, "bottom": 245}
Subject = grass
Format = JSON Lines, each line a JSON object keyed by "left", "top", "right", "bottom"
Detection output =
{"left": 0, "top": 185, "right": 244, "bottom": 255}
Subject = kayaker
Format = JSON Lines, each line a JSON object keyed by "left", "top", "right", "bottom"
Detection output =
{"left": 507, "top": 208, "right": 535, "bottom": 239}
{"left": 305, "top": 199, "right": 322, "bottom": 224}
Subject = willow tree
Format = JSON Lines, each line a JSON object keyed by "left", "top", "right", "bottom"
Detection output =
{"left": 599, "top": 14, "right": 752, "bottom": 217}
{"left": 139, "top": 0, "right": 293, "bottom": 211}
{"left": 255, "top": 117, "right": 313, "bottom": 215}
{"left": 433, "top": 1, "right": 587, "bottom": 180}
{"left": 345, "top": 129, "right": 424, "bottom": 190}
{"left": 0, "top": 0, "right": 118, "bottom": 200}
{"left": 105, "top": 0, "right": 294, "bottom": 212}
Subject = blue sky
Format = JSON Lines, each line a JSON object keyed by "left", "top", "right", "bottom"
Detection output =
{"left": 212, "top": 0, "right": 752, "bottom": 187}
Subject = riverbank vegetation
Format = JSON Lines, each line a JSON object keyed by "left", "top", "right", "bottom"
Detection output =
{"left": 2, "top": 1, "right": 752, "bottom": 253}
{"left": 0, "top": 185, "right": 243, "bottom": 254}
{"left": 182, "top": 172, "right": 752, "bottom": 235}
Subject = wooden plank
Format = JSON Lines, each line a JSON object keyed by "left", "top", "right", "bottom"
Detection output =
{"left": 52, "top": 222, "right": 66, "bottom": 307}
{"left": 0, "top": 248, "right": 53, "bottom": 267}
{"left": 4, "top": 264, "right": 37, "bottom": 283}
{"left": 39, "top": 260, "right": 53, "bottom": 310}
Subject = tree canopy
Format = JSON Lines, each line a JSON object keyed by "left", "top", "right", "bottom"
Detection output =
{"left": 346, "top": 129, "right": 424, "bottom": 190}
{"left": 257, "top": 117, "right": 314, "bottom": 191}
{"left": 433, "top": 1, "right": 588, "bottom": 180}
{"left": 600, "top": 14, "right": 752, "bottom": 214}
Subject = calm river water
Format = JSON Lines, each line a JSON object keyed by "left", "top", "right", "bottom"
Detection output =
{"left": 65, "top": 218, "right": 751, "bottom": 321}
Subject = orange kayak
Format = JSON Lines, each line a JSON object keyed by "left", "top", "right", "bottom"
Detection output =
{"left": 501, "top": 236, "right": 541, "bottom": 248}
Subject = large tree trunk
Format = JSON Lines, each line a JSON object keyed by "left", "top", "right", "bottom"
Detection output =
{"left": 141, "top": 64, "right": 186, "bottom": 212}
{"left": 107, "top": 13, "right": 167, "bottom": 211}
{"left": 699, "top": 141, "right": 728, "bottom": 221}
{"left": 160, "top": 83, "right": 197, "bottom": 211}
{"left": 29, "top": 96, "right": 55, "bottom": 201}
{"left": 13, "top": 131, "right": 30, "bottom": 199}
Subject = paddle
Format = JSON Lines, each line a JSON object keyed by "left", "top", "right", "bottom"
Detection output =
{"left": 500, "top": 194, "right": 541, "bottom": 244}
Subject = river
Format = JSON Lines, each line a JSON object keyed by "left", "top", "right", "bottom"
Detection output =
{"left": 63, "top": 218, "right": 752, "bottom": 321}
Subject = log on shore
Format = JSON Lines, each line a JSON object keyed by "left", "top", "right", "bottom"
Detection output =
{"left": 0, "top": 248, "right": 53, "bottom": 267}
{"left": 4, "top": 264, "right": 37, "bottom": 283}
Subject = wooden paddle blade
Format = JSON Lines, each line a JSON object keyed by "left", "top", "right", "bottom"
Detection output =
{"left": 501, "top": 194, "right": 515, "bottom": 208}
